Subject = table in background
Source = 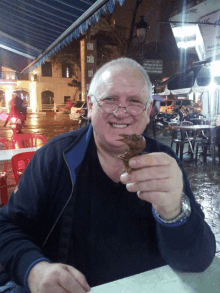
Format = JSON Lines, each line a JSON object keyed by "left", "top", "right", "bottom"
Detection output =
{"left": 91, "top": 255, "right": 220, "bottom": 293}
{"left": 170, "top": 125, "right": 216, "bottom": 142}
{"left": 0, "top": 147, "right": 39, "bottom": 162}
{"left": 170, "top": 125, "right": 216, "bottom": 132}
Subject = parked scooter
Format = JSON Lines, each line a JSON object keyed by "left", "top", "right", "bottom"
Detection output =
{"left": 172, "top": 105, "right": 205, "bottom": 123}
{"left": 9, "top": 115, "right": 23, "bottom": 135}
{"left": 155, "top": 112, "right": 177, "bottom": 128}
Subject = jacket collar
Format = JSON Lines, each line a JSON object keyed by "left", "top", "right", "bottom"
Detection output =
{"left": 64, "top": 124, "right": 93, "bottom": 184}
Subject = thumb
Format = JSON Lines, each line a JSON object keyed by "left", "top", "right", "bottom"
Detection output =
{"left": 65, "top": 265, "right": 91, "bottom": 292}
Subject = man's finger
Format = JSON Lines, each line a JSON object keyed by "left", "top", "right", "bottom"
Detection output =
{"left": 121, "top": 165, "right": 171, "bottom": 183}
{"left": 65, "top": 266, "right": 91, "bottom": 292}
{"left": 129, "top": 153, "right": 172, "bottom": 169}
{"left": 126, "top": 178, "right": 171, "bottom": 193}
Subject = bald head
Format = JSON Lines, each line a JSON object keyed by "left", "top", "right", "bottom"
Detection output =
{"left": 88, "top": 58, "right": 152, "bottom": 104}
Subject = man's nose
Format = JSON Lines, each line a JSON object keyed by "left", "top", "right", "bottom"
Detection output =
{"left": 113, "top": 106, "right": 128, "bottom": 117}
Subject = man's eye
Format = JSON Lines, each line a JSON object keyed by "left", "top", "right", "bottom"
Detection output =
{"left": 103, "top": 97, "right": 116, "bottom": 102}
{"left": 130, "top": 99, "right": 141, "bottom": 104}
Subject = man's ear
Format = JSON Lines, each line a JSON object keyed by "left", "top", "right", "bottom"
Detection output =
{"left": 87, "top": 96, "right": 93, "bottom": 119}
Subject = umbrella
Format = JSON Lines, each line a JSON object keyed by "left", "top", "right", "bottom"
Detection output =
{"left": 154, "top": 62, "right": 220, "bottom": 95}
{"left": 152, "top": 95, "right": 164, "bottom": 102}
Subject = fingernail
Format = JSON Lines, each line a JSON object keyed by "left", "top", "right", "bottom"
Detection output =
{"left": 121, "top": 172, "right": 128, "bottom": 180}
{"left": 126, "top": 183, "right": 133, "bottom": 191}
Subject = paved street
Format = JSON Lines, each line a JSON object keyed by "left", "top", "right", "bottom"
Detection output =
{"left": 1, "top": 112, "right": 220, "bottom": 253}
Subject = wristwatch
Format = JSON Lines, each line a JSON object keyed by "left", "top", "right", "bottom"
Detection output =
{"left": 154, "top": 193, "right": 191, "bottom": 224}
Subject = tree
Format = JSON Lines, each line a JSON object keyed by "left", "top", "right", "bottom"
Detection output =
{"left": 67, "top": 79, "right": 81, "bottom": 100}
{"left": 49, "top": 0, "right": 143, "bottom": 95}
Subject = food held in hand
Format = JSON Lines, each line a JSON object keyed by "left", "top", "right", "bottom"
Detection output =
{"left": 118, "top": 134, "right": 146, "bottom": 173}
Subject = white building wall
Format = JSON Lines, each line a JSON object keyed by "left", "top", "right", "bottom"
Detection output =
{"left": 1, "top": 63, "right": 80, "bottom": 112}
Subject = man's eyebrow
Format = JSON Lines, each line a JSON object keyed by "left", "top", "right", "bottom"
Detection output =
{"left": 101, "top": 94, "right": 119, "bottom": 99}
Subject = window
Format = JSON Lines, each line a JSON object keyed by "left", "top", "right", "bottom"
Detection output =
{"left": 64, "top": 96, "right": 71, "bottom": 103}
{"left": 42, "top": 62, "right": 52, "bottom": 77}
{"left": 62, "top": 63, "right": 72, "bottom": 78}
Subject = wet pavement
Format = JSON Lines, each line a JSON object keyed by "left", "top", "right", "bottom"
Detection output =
{"left": 0, "top": 113, "right": 220, "bottom": 253}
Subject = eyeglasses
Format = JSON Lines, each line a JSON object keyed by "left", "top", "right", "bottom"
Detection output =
{"left": 93, "top": 96, "right": 149, "bottom": 116}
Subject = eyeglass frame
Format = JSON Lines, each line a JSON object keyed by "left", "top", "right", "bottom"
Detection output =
{"left": 91, "top": 95, "right": 150, "bottom": 116}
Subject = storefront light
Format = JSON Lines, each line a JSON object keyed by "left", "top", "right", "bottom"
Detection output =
{"left": 177, "top": 40, "right": 196, "bottom": 49}
{"left": 210, "top": 60, "right": 220, "bottom": 76}
{"left": 30, "top": 81, "right": 36, "bottom": 113}
{"left": 208, "top": 81, "right": 217, "bottom": 92}
{"left": 173, "top": 25, "right": 196, "bottom": 38}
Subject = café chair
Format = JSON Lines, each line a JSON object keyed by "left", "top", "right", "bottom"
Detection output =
{"left": 11, "top": 151, "right": 35, "bottom": 185}
{"left": 195, "top": 127, "right": 220, "bottom": 164}
{"left": 12, "top": 133, "right": 47, "bottom": 149}
{"left": 180, "top": 121, "right": 194, "bottom": 137}
{"left": 169, "top": 122, "right": 194, "bottom": 160}
{"left": 0, "top": 138, "right": 12, "bottom": 206}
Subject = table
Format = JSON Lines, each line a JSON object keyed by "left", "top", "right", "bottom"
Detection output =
{"left": 91, "top": 255, "right": 220, "bottom": 293}
{"left": 170, "top": 125, "right": 216, "bottom": 132}
{"left": 0, "top": 147, "right": 39, "bottom": 162}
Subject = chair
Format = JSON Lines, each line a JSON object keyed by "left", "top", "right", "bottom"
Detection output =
{"left": 0, "top": 138, "right": 12, "bottom": 205}
{"left": 169, "top": 122, "right": 194, "bottom": 160}
{"left": 195, "top": 127, "right": 220, "bottom": 164}
{"left": 11, "top": 151, "right": 35, "bottom": 185}
{"left": 12, "top": 133, "right": 47, "bottom": 149}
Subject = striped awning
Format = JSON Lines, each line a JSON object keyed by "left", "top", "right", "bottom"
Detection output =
{"left": 0, "top": 0, "right": 125, "bottom": 73}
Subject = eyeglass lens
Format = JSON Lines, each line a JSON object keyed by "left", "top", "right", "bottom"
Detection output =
{"left": 102, "top": 103, "right": 144, "bottom": 115}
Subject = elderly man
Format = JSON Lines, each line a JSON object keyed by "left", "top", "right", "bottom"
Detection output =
{"left": 0, "top": 58, "right": 216, "bottom": 293}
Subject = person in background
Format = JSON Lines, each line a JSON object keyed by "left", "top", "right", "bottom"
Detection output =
{"left": 66, "top": 98, "right": 73, "bottom": 111}
{"left": 144, "top": 99, "right": 159, "bottom": 137}
{"left": 3, "top": 93, "right": 17, "bottom": 127}
{"left": 0, "top": 58, "right": 216, "bottom": 293}
{"left": 3, "top": 93, "right": 26, "bottom": 127}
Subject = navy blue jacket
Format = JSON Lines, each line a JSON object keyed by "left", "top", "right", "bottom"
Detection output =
{"left": 0, "top": 125, "right": 216, "bottom": 291}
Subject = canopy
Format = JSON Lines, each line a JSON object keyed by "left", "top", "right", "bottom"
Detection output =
{"left": 153, "top": 95, "right": 164, "bottom": 102}
{"left": 0, "top": 0, "right": 124, "bottom": 73}
{"left": 155, "top": 62, "right": 220, "bottom": 95}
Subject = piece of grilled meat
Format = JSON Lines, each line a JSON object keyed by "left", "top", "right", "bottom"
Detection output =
{"left": 118, "top": 134, "right": 146, "bottom": 173}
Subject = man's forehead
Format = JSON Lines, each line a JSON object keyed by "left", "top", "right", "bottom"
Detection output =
{"left": 97, "top": 66, "right": 148, "bottom": 92}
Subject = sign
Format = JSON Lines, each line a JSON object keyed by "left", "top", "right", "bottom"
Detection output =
{"left": 80, "top": 39, "right": 97, "bottom": 101}
{"left": 199, "top": 10, "right": 220, "bottom": 59}
{"left": 142, "top": 59, "right": 163, "bottom": 74}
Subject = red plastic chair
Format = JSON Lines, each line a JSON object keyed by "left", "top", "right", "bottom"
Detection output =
{"left": 0, "top": 138, "right": 11, "bottom": 205}
{"left": 11, "top": 151, "right": 35, "bottom": 185}
{"left": 12, "top": 133, "right": 47, "bottom": 149}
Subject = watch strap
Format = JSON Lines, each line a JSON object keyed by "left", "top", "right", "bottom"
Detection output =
{"left": 152, "top": 193, "right": 191, "bottom": 227}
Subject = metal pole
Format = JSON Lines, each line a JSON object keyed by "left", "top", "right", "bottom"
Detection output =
{"left": 141, "top": 43, "right": 144, "bottom": 65}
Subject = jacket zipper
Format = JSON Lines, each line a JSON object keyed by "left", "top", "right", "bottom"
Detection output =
{"left": 42, "top": 153, "right": 75, "bottom": 247}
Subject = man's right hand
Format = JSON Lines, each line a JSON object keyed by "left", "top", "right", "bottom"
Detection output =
{"left": 27, "top": 261, "right": 91, "bottom": 293}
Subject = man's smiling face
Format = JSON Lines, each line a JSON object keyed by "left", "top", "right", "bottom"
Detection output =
{"left": 88, "top": 65, "right": 151, "bottom": 154}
